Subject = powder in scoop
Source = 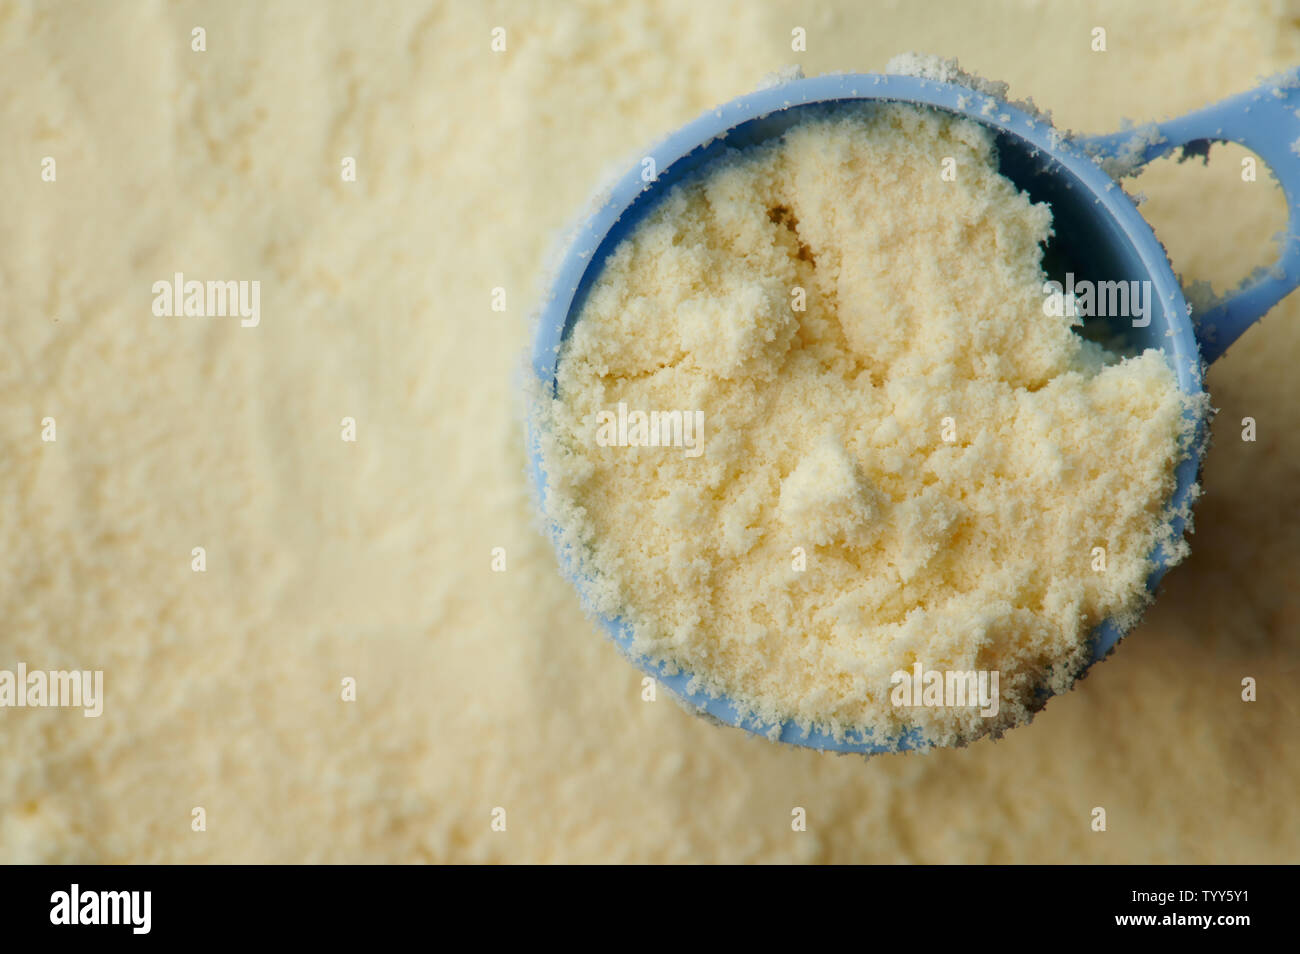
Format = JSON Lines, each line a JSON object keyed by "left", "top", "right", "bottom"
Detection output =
{"left": 534, "top": 102, "right": 1200, "bottom": 748}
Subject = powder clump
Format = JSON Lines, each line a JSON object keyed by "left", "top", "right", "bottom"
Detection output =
{"left": 535, "top": 102, "right": 1198, "bottom": 747}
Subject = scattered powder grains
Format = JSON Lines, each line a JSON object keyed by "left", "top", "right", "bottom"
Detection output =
{"left": 535, "top": 103, "right": 1201, "bottom": 748}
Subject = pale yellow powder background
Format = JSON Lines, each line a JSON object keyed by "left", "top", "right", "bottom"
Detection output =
{"left": 0, "top": 0, "right": 1295, "bottom": 863}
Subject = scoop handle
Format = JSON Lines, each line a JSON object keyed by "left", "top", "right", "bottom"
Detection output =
{"left": 1078, "top": 69, "right": 1300, "bottom": 365}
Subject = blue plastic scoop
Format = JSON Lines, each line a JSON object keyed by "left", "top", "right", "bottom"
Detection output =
{"left": 527, "top": 69, "right": 1300, "bottom": 754}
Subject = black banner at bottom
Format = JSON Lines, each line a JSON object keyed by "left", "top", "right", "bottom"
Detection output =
{"left": 0, "top": 864, "right": 1282, "bottom": 939}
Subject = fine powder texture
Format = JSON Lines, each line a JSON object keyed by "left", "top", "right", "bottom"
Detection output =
{"left": 3, "top": 0, "right": 1298, "bottom": 865}
{"left": 538, "top": 104, "right": 1197, "bottom": 745}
